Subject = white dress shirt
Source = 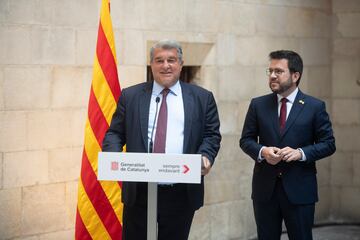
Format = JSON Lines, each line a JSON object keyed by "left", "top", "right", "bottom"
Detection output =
{"left": 148, "top": 80, "right": 185, "bottom": 154}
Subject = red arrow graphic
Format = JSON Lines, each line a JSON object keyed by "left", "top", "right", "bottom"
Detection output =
{"left": 183, "top": 165, "right": 190, "bottom": 174}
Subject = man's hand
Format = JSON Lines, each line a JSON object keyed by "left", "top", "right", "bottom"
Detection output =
{"left": 262, "top": 147, "right": 282, "bottom": 165}
{"left": 201, "top": 156, "right": 212, "bottom": 176}
{"left": 277, "top": 147, "right": 302, "bottom": 162}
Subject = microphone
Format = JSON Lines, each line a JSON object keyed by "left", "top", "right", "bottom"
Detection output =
{"left": 149, "top": 96, "right": 160, "bottom": 153}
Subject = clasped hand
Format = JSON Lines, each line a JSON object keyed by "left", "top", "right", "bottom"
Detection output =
{"left": 262, "top": 146, "right": 302, "bottom": 165}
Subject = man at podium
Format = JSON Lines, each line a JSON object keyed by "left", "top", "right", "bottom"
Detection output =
{"left": 102, "top": 39, "right": 221, "bottom": 240}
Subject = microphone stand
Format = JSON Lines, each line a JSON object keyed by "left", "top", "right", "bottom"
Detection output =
{"left": 148, "top": 96, "right": 160, "bottom": 240}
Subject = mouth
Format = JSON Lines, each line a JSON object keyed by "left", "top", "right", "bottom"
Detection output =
{"left": 160, "top": 72, "right": 173, "bottom": 76}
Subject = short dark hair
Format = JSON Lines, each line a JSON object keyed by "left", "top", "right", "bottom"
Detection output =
{"left": 269, "top": 50, "right": 303, "bottom": 86}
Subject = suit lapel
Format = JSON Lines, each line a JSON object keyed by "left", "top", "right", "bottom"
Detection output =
{"left": 281, "top": 90, "right": 306, "bottom": 138}
{"left": 139, "top": 82, "right": 153, "bottom": 151}
{"left": 181, "top": 82, "right": 194, "bottom": 153}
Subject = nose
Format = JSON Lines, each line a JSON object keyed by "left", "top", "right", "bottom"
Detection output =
{"left": 163, "top": 60, "right": 171, "bottom": 68}
{"left": 270, "top": 70, "right": 277, "bottom": 78}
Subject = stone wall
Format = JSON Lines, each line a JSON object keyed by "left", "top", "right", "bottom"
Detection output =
{"left": 0, "top": 0, "right": 359, "bottom": 239}
{"left": 330, "top": 0, "right": 360, "bottom": 223}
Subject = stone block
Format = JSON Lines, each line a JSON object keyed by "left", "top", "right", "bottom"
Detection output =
{"left": 332, "top": 60, "right": 360, "bottom": 98}
{"left": 335, "top": 13, "right": 360, "bottom": 38}
{"left": 312, "top": 11, "right": 332, "bottom": 38}
{"left": 218, "top": 66, "right": 256, "bottom": 101}
{"left": 329, "top": 186, "right": 341, "bottom": 219}
{"left": 182, "top": 42, "right": 215, "bottom": 66}
{"left": 189, "top": 205, "right": 210, "bottom": 240}
{"left": 210, "top": 202, "right": 230, "bottom": 240}
{"left": 31, "top": 27, "right": 75, "bottom": 65}
{"left": 238, "top": 100, "right": 252, "bottom": 131}
{"left": 27, "top": 109, "right": 86, "bottom": 150}
{"left": 185, "top": 0, "right": 217, "bottom": 33}
{"left": 118, "top": 65, "right": 146, "bottom": 89}
{"left": 254, "top": 5, "right": 288, "bottom": 37}
{"left": 120, "top": 30, "right": 145, "bottom": 65}
{"left": 0, "top": 153, "right": 2, "bottom": 189}
{"left": 1, "top": 0, "right": 37, "bottom": 25}
{"left": 353, "top": 153, "right": 360, "bottom": 185}
{"left": 0, "top": 188, "right": 22, "bottom": 239}
{"left": 52, "top": 0, "right": 99, "bottom": 27}
{"left": 299, "top": 38, "right": 330, "bottom": 65}
{"left": 3, "top": 150, "right": 48, "bottom": 188}
{"left": 218, "top": 101, "right": 240, "bottom": 135}
{"left": 217, "top": 134, "right": 242, "bottom": 163}
{"left": 111, "top": 0, "right": 144, "bottom": 29}
{"left": 317, "top": 156, "right": 331, "bottom": 187}
{"left": 0, "top": 67, "right": 4, "bottom": 110}
{"left": 333, "top": 99, "right": 360, "bottom": 125}
{"left": 306, "top": 66, "right": 332, "bottom": 98}
{"left": 316, "top": 186, "right": 331, "bottom": 221}
{"left": 333, "top": 0, "right": 360, "bottom": 13}
{"left": 142, "top": 0, "right": 185, "bottom": 31}
{"left": 0, "top": 26, "right": 32, "bottom": 64}
{"left": 205, "top": 159, "right": 252, "bottom": 204}
{"left": 286, "top": 8, "right": 330, "bottom": 38}
{"left": 339, "top": 187, "right": 360, "bottom": 221}
{"left": 22, "top": 183, "right": 67, "bottom": 235}
{"left": 0, "top": 0, "right": 7, "bottom": 22}
{"left": 236, "top": 37, "right": 299, "bottom": 66}
{"left": 216, "top": 34, "right": 237, "bottom": 66}
{"left": 0, "top": 0, "right": 61, "bottom": 26}
{"left": 145, "top": 0, "right": 189, "bottom": 31}
{"left": 198, "top": 66, "right": 218, "bottom": 98}
{"left": 333, "top": 39, "right": 360, "bottom": 59}
{"left": 39, "top": 229, "right": 74, "bottom": 240}
{"left": 254, "top": 66, "right": 272, "bottom": 96}
{"left": 228, "top": 200, "right": 256, "bottom": 240}
{"left": 216, "top": 2, "right": 255, "bottom": 36}
{"left": 49, "top": 148, "right": 81, "bottom": 183}
{"left": 67, "top": 109, "right": 87, "bottom": 147}
{"left": 4, "top": 66, "right": 51, "bottom": 110}
{"left": 330, "top": 151, "right": 353, "bottom": 186}
{"left": 65, "top": 181, "right": 79, "bottom": 229}
{"left": 333, "top": 125, "right": 360, "bottom": 152}
{"left": 51, "top": 66, "right": 92, "bottom": 108}
{"left": 0, "top": 111, "right": 27, "bottom": 152}
{"left": 75, "top": 29, "right": 97, "bottom": 65}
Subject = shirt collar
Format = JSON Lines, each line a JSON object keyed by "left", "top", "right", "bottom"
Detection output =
{"left": 152, "top": 80, "right": 181, "bottom": 96}
{"left": 277, "top": 87, "right": 298, "bottom": 104}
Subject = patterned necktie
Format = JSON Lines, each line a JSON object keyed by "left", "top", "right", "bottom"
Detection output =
{"left": 279, "top": 98, "right": 288, "bottom": 133}
{"left": 153, "top": 88, "right": 170, "bottom": 153}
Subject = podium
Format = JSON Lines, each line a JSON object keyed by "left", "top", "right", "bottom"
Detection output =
{"left": 98, "top": 152, "right": 201, "bottom": 240}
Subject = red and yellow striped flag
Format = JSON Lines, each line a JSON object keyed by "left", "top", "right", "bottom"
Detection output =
{"left": 75, "top": 0, "right": 123, "bottom": 239}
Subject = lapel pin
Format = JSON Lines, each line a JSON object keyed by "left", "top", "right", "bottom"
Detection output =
{"left": 299, "top": 100, "right": 304, "bottom": 105}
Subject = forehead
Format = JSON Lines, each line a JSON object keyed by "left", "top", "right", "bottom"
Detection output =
{"left": 153, "top": 47, "right": 179, "bottom": 59}
{"left": 269, "top": 58, "right": 289, "bottom": 69}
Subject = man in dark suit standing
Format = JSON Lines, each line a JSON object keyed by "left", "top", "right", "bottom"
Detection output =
{"left": 240, "top": 50, "right": 335, "bottom": 240}
{"left": 102, "top": 39, "right": 221, "bottom": 240}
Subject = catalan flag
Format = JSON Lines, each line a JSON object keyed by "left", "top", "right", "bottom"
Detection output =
{"left": 75, "top": 0, "right": 122, "bottom": 239}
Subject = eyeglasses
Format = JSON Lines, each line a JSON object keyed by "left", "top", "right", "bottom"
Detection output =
{"left": 266, "top": 68, "right": 286, "bottom": 76}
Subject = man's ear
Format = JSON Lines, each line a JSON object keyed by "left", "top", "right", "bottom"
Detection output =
{"left": 292, "top": 72, "right": 300, "bottom": 83}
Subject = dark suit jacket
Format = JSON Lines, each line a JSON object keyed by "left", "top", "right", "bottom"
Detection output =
{"left": 240, "top": 90, "right": 335, "bottom": 204}
{"left": 102, "top": 81, "right": 221, "bottom": 210}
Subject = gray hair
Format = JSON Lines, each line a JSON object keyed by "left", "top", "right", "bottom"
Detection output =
{"left": 150, "top": 39, "right": 183, "bottom": 63}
